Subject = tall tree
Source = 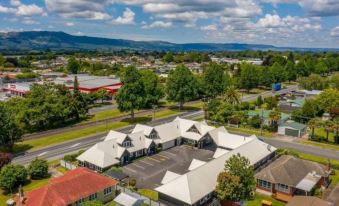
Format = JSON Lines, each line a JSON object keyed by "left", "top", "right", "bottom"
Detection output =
{"left": 70, "top": 76, "right": 88, "bottom": 120}
{"left": 67, "top": 57, "right": 80, "bottom": 74}
{"left": 115, "top": 66, "right": 145, "bottom": 121}
{"left": 166, "top": 65, "right": 199, "bottom": 110}
{"left": 202, "top": 63, "right": 228, "bottom": 99}
{"left": 216, "top": 154, "right": 255, "bottom": 202}
{"left": 285, "top": 61, "right": 297, "bottom": 82}
{"left": 224, "top": 87, "right": 240, "bottom": 105}
{"left": 0, "top": 103, "right": 22, "bottom": 150}
{"left": 239, "top": 63, "right": 258, "bottom": 93}
{"left": 140, "top": 69, "right": 164, "bottom": 108}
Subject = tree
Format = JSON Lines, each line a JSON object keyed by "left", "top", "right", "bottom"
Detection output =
{"left": 0, "top": 164, "right": 27, "bottom": 193}
{"left": 115, "top": 66, "right": 145, "bottom": 121}
{"left": 82, "top": 201, "right": 104, "bottom": 206}
{"left": 308, "top": 118, "right": 321, "bottom": 139}
{"left": 0, "top": 54, "right": 5, "bottom": 67}
{"left": 216, "top": 154, "right": 255, "bottom": 202}
{"left": 285, "top": 61, "right": 297, "bottom": 82}
{"left": 316, "top": 88, "right": 339, "bottom": 115}
{"left": 202, "top": 63, "right": 228, "bottom": 99}
{"left": 0, "top": 153, "right": 11, "bottom": 169}
{"left": 269, "top": 109, "right": 281, "bottom": 131}
{"left": 239, "top": 63, "right": 258, "bottom": 93}
{"left": 70, "top": 76, "right": 88, "bottom": 120}
{"left": 140, "top": 69, "right": 164, "bottom": 108}
{"left": 166, "top": 65, "right": 199, "bottom": 110}
{"left": 224, "top": 87, "right": 240, "bottom": 105}
{"left": 324, "top": 120, "right": 334, "bottom": 142}
{"left": 95, "top": 89, "right": 110, "bottom": 103}
{"left": 298, "top": 74, "right": 329, "bottom": 90}
{"left": 28, "top": 159, "right": 49, "bottom": 179}
{"left": 256, "top": 95, "right": 263, "bottom": 107}
{"left": 269, "top": 62, "right": 287, "bottom": 83}
{"left": 264, "top": 96, "right": 278, "bottom": 110}
{"left": 0, "top": 103, "right": 22, "bottom": 150}
{"left": 162, "top": 52, "right": 174, "bottom": 63}
{"left": 67, "top": 57, "right": 80, "bottom": 74}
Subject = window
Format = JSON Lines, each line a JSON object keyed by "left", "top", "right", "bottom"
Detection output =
{"left": 149, "top": 132, "right": 157, "bottom": 139}
{"left": 75, "top": 198, "right": 85, "bottom": 206}
{"left": 257, "top": 179, "right": 272, "bottom": 189}
{"left": 276, "top": 183, "right": 289, "bottom": 193}
{"left": 104, "top": 187, "right": 112, "bottom": 195}
{"left": 89, "top": 193, "right": 97, "bottom": 201}
{"left": 123, "top": 141, "right": 131, "bottom": 147}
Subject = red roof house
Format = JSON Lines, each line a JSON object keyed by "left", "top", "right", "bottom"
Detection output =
{"left": 15, "top": 167, "right": 118, "bottom": 206}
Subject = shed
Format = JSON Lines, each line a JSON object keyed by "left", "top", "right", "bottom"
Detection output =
{"left": 278, "top": 121, "right": 306, "bottom": 138}
{"left": 114, "top": 192, "right": 144, "bottom": 206}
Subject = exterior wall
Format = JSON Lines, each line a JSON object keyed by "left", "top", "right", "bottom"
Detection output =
{"left": 162, "top": 140, "right": 176, "bottom": 150}
{"left": 69, "top": 185, "right": 116, "bottom": 205}
{"left": 277, "top": 126, "right": 286, "bottom": 135}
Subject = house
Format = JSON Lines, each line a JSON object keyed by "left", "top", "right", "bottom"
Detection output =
{"left": 155, "top": 137, "right": 277, "bottom": 206}
{"left": 15, "top": 167, "right": 118, "bottom": 206}
{"left": 77, "top": 117, "right": 259, "bottom": 172}
{"left": 278, "top": 98, "right": 305, "bottom": 112}
{"left": 286, "top": 196, "right": 332, "bottom": 206}
{"left": 255, "top": 155, "right": 330, "bottom": 202}
{"left": 114, "top": 192, "right": 144, "bottom": 206}
{"left": 278, "top": 121, "right": 307, "bottom": 138}
{"left": 248, "top": 110, "right": 290, "bottom": 126}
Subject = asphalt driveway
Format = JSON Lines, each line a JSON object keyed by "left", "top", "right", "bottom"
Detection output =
{"left": 122, "top": 145, "right": 215, "bottom": 189}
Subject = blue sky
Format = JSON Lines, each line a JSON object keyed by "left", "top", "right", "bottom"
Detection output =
{"left": 0, "top": 0, "right": 339, "bottom": 48}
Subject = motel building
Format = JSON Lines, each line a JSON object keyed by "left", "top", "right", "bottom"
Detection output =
{"left": 4, "top": 82, "right": 31, "bottom": 97}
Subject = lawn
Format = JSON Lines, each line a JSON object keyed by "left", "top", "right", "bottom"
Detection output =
{"left": 301, "top": 140, "right": 339, "bottom": 151}
{"left": 85, "top": 109, "right": 128, "bottom": 122}
{"left": 314, "top": 128, "right": 335, "bottom": 143}
{"left": 246, "top": 194, "right": 285, "bottom": 206}
{"left": 138, "top": 189, "right": 159, "bottom": 201}
{"left": 289, "top": 150, "right": 339, "bottom": 171}
{"left": 225, "top": 126, "right": 274, "bottom": 138}
{"left": 0, "top": 177, "right": 50, "bottom": 204}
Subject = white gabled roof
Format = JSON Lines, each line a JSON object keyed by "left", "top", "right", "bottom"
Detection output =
{"left": 155, "top": 138, "right": 277, "bottom": 205}
{"left": 188, "top": 159, "right": 206, "bottom": 171}
{"left": 161, "top": 171, "right": 181, "bottom": 184}
{"left": 77, "top": 144, "right": 120, "bottom": 168}
{"left": 105, "top": 130, "right": 127, "bottom": 143}
{"left": 133, "top": 124, "right": 154, "bottom": 136}
{"left": 114, "top": 192, "right": 144, "bottom": 206}
{"left": 213, "top": 148, "right": 229, "bottom": 159}
{"left": 215, "top": 132, "right": 255, "bottom": 150}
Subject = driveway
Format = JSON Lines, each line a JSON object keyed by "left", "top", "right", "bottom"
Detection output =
{"left": 122, "top": 145, "right": 215, "bottom": 189}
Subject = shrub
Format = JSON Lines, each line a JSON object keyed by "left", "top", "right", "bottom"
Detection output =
{"left": 0, "top": 164, "right": 27, "bottom": 192}
{"left": 28, "top": 159, "right": 49, "bottom": 179}
{"left": 0, "top": 152, "right": 12, "bottom": 169}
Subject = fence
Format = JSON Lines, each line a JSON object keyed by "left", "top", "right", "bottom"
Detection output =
{"left": 116, "top": 185, "right": 168, "bottom": 206}
{"left": 59, "top": 160, "right": 77, "bottom": 170}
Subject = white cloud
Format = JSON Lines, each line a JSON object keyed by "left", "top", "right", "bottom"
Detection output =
{"left": 65, "top": 22, "right": 75, "bottom": 26}
{"left": 142, "top": 21, "right": 173, "bottom": 29}
{"left": 331, "top": 26, "right": 339, "bottom": 37}
{"left": 0, "top": 5, "right": 16, "bottom": 13}
{"left": 22, "top": 17, "right": 39, "bottom": 25}
{"left": 10, "top": 0, "right": 22, "bottom": 6}
{"left": 201, "top": 24, "right": 218, "bottom": 31}
{"left": 257, "top": 14, "right": 282, "bottom": 28}
{"left": 112, "top": 8, "right": 135, "bottom": 25}
{"left": 45, "top": 0, "right": 111, "bottom": 20}
{"left": 16, "top": 4, "right": 45, "bottom": 16}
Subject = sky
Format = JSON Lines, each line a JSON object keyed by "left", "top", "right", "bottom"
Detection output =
{"left": 0, "top": 0, "right": 339, "bottom": 48}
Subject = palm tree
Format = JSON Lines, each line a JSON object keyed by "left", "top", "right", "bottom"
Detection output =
{"left": 224, "top": 86, "right": 240, "bottom": 105}
{"left": 324, "top": 120, "right": 334, "bottom": 142}
{"left": 269, "top": 109, "right": 281, "bottom": 126}
{"left": 308, "top": 118, "right": 321, "bottom": 140}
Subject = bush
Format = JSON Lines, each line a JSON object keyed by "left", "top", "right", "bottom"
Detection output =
{"left": 63, "top": 150, "right": 84, "bottom": 163}
{"left": 82, "top": 200, "right": 104, "bottom": 206}
{"left": 0, "top": 164, "right": 27, "bottom": 192}
{"left": 28, "top": 159, "right": 49, "bottom": 179}
{"left": 128, "top": 178, "right": 137, "bottom": 189}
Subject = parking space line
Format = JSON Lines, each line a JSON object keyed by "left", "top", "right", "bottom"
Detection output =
{"left": 147, "top": 157, "right": 161, "bottom": 163}
{"left": 139, "top": 159, "right": 154, "bottom": 166}
{"left": 162, "top": 151, "right": 177, "bottom": 157}
{"left": 157, "top": 154, "right": 170, "bottom": 159}
{"left": 124, "top": 167, "right": 137, "bottom": 173}
{"left": 133, "top": 163, "right": 145, "bottom": 169}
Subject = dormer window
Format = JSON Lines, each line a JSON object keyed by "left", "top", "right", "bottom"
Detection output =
{"left": 122, "top": 141, "right": 131, "bottom": 147}
{"left": 149, "top": 131, "right": 157, "bottom": 139}
{"left": 187, "top": 125, "right": 200, "bottom": 134}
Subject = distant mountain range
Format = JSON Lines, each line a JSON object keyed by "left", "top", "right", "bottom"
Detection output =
{"left": 0, "top": 31, "right": 338, "bottom": 52}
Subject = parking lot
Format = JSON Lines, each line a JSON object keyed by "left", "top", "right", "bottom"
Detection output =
{"left": 122, "top": 145, "right": 215, "bottom": 189}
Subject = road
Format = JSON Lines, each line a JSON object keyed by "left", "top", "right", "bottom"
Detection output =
{"left": 13, "top": 85, "right": 305, "bottom": 165}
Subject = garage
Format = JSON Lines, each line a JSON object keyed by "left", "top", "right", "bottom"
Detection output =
{"left": 162, "top": 140, "right": 176, "bottom": 150}
{"left": 278, "top": 121, "right": 306, "bottom": 138}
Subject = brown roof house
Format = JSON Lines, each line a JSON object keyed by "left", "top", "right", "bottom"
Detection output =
{"left": 254, "top": 155, "right": 330, "bottom": 202}
{"left": 286, "top": 196, "right": 332, "bottom": 206}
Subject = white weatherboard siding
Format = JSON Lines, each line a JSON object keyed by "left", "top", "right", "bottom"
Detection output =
{"left": 155, "top": 138, "right": 276, "bottom": 205}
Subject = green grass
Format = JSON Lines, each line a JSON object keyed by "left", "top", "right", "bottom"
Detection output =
{"left": 86, "top": 109, "right": 128, "bottom": 122}
{"left": 289, "top": 150, "right": 339, "bottom": 171}
{"left": 314, "top": 128, "right": 335, "bottom": 143}
{"left": 225, "top": 126, "right": 274, "bottom": 138}
{"left": 331, "top": 170, "right": 339, "bottom": 185}
{"left": 0, "top": 178, "right": 50, "bottom": 204}
{"left": 246, "top": 194, "right": 285, "bottom": 206}
{"left": 301, "top": 140, "right": 339, "bottom": 151}
{"left": 138, "top": 189, "right": 159, "bottom": 201}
